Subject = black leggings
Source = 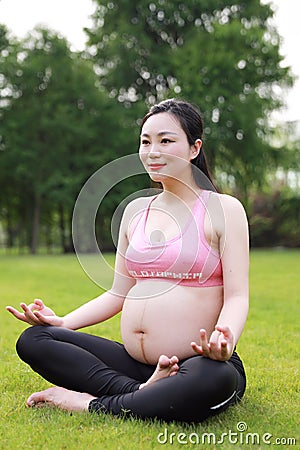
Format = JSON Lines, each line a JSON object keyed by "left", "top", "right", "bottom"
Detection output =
{"left": 16, "top": 326, "right": 246, "bottom": 423}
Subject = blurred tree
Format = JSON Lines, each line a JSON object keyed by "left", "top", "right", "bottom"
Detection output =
{"left": 0, "top": 27, "right": 127, "bottom": 253}
{"left": 0, "top": 25, "right": 22, "bottom": 249}
{"left": 85, "top": 0, "right": 293, "bottom": 203}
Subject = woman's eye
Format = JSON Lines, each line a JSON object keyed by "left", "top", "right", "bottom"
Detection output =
{"left": 161, "top": 138, "right": 173, "bottom": 143}
{"left": 141, "top": 139, "right": 150, "bottom": 145}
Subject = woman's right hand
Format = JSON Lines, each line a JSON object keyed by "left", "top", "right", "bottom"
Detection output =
{"left": 6, "top": 298, "right": 64, "bottom": 327}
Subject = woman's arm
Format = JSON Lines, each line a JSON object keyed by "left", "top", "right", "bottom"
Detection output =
{"left": 61, "top": 219, "right": 137, "bottom": 330}
{"left": 215, "top": 194, "right": 249, "bottom": 344}
{"left": 6, "top": 201, "right": 137, "bottom": 330}
{"left": 191, "top": 194, "right": 249, "bottom": 360}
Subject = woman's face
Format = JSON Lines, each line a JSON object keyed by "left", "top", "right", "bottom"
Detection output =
{"left": 139, "top": 112, "right": 199, "bottom": 184}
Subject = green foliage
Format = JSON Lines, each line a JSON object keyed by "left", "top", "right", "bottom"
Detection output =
{"left": 0, "top": 2, "right": 298, "bottom": 254}
{"left": 0, "top": 27, "right": 141, "bottom": 253}
{"left": 1, "top": 251, "right": 299, "bottom": 449}
{"left": 249, "top": 188, "right": 300, "bottom": 247}
{"left": 86, "top": 0, "right": 293, "bottom": 198}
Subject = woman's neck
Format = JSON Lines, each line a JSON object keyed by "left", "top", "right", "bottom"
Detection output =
{"left": 160, "top": 176, "right": 201, "bottom": 204}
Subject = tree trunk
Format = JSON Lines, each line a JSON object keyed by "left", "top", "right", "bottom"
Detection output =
{"left": 5, "top": 210, "right": 14, "bottom": 248}
{"left": 58, "top": 204, "right": 67, "bottom": 252}
{"left": 59, "top": 205, "right": 74, "bottom": 253}
{"left": 31, "top": 194, "right": 41, "bottom": 254}
{"left": 67, "top": 209, "right": 74, "bottom": 253}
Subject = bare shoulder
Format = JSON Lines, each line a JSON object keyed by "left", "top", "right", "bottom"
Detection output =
{"left": 121, "top": 195, "right": 154, "bottom": 230}
{"left": 209, "top": 192, "right": 247, "bottom": 217}
{"left": 124, "top": 196, "right": 153, "bottom": 215}
{"left": 206, "top": 192, "right": 248, "bottom": 240}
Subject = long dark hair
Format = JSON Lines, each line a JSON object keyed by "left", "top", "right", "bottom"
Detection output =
{"left": 141, "top": 99, "right": 217, "bottom": 191}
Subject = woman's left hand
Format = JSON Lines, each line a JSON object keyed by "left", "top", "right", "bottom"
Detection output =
{"left": 191, "top": 325, "right": 235, "bottom": 361}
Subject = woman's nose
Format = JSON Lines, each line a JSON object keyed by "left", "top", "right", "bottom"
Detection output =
{"left": 148, "top": 144, "right": 161, "bottom": 157}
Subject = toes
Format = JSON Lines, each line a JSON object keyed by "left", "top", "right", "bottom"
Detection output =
{"left": 26, "top": 386, "right": 57, "bottom": 406}
{"left": 158, "top": 355, "right": 170, "bottom": 368}
{"left": 170, "top": 355, "right": 179, "bottom": 365}
{"left": 157, "top": 355, "right": 179, "bottom": 372}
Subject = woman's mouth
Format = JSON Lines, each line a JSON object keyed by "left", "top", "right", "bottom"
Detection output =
{"left": 148, "top": 164, "right": 166, "bottom": 171}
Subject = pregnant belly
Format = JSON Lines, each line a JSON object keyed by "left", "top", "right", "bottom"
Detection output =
{"left": 120, "top": 280, "right": 223, "bottom": 364}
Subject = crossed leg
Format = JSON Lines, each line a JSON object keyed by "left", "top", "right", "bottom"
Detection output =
{"left": 16, "top": 326, "right": 245, "bottom": 422}
{"left": 26, "top": 354, "right": 180, "bottom": 410}
{"left": 17, "top": 326, "right": 179, "bottom": 410}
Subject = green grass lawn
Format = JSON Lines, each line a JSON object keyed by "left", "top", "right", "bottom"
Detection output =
{"left": 1, "top": 250, "right": 299, "bottom": 449}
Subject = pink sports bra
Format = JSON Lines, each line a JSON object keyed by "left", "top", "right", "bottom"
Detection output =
{"left": 125, "top": 190, "right": 223, "bottom": 287}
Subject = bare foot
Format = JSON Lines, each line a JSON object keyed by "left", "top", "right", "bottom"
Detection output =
{"left": 26, "top": 386, "right": 96, "bottom": 412}
{"left": 139, "top": 355, "right": 179, "bottom": 389}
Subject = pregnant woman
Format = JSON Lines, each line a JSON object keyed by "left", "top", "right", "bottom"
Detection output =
{"left": 7, "top": 99, "right": 249, "bottom": 423}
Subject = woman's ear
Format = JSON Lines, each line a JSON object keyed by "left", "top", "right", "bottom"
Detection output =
{"left": 190, "top": 139, "right": 202, "bottom": 160}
